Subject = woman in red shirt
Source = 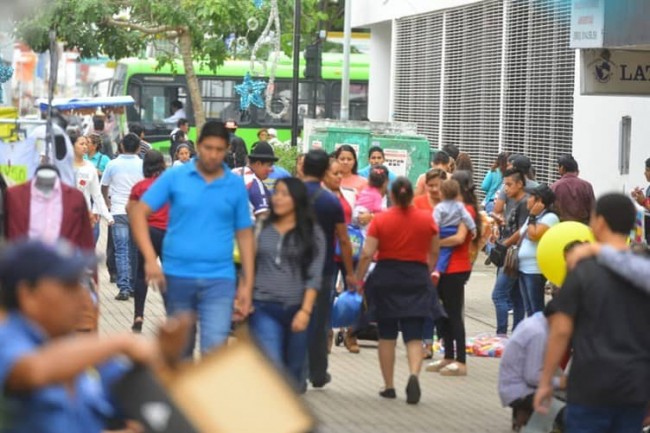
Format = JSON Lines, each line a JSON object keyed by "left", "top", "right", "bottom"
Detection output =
{"left": 413, "top": 168, "right": 447, "bottom": 212}
{"left": 126, "top": 150, "right": 169, "bottom": 333}
{"left": 355, "top": 177, "right": 442, "bottom": 405}
{"left": 412, "top": 168, "right": 447, "bottom": 359}
{"left": 426, "top": 170, "right": 481, "bottom": 377}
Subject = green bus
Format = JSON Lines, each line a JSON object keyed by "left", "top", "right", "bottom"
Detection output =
{"left": 109, "top": 53, "right": 370, "bottom": 154}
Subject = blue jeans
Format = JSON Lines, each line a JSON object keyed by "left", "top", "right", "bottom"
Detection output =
{"left": 491, "top": 268, "right": 525, "bottom": 335}
{"left": 112, "top": 214, "right": 137, "bottom": 294}
{"left": 565, "top": 403, "right": 646, "bottom": 433}
{"left": 164, "top": 275, "right": 236, "bottom": 356}
{"left": 249, "top": 300, "right": 308, "bottom": 387}
{"left": 306, "top": 271, "right": 335, "bottom": 386}
{"left": 518, "top": 273, "right": 546, "bottom": 317}
{"left": 93, "top": 222, "right": 100, "bottom": 245}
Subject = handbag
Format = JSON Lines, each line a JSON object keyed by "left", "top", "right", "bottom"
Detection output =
{"left": 489, "top": 242, "right": 507, "bottom": 267}
{"left": 503, "top": 228, "right": 526, "bottom": 277}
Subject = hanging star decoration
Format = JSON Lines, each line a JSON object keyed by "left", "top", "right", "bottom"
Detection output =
{"left": 0, "top": 64, "right": 14, "bottom": 104}
{"left": 253, "top": 0, "right": 264, "bottom": 9}
{"left": 235, "top": 72, "right": 267, "bottom": 111}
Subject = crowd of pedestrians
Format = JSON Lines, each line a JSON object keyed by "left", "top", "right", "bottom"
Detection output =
{"left": 0, "top": 114, "right": 648, "bottom": 433}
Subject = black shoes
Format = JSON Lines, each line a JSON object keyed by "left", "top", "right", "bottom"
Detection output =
{"left": 311, "top": 373, "right": 331, "bottom": 389}
{"left": 379, "top": 388, "right": 396, "bottom": 399}
{"left": 131, "top": 318, "right": 143, "bottom": 333}
{"left": 405, "top": 375, "right": 421, "bottom": 405}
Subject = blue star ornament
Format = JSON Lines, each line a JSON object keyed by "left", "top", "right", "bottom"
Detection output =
{"left": 253, "top": 0, "right": 264, "bottom": 8}
{"left": 0, "top": 64, "right": 13, "bottom": 103}
{"left": 235, "top": 73, "right": 267, "bottom": 111}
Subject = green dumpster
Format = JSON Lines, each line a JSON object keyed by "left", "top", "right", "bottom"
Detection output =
{"left": 365, "top": 135, "right": 430, "bottom": 184}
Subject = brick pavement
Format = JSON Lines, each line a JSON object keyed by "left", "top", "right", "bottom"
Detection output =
{"left": 96, "top": 227, "right": 512, "bottom": 433}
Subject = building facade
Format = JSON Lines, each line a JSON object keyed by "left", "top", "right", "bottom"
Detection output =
{"left": 352, "top": 0, "right": 650, "bottom": 195}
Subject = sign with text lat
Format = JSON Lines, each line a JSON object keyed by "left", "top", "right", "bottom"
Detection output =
{"left": 581, "top": 49, "right": 650, "bottom": 96}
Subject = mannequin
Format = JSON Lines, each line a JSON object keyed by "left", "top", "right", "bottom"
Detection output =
{"left": 34, "top": 168, "right": 58, "bottom": 196}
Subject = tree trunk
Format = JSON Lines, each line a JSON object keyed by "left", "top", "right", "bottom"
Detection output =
{"left": 179, "top": 31, "right": 206, "bottom": 132}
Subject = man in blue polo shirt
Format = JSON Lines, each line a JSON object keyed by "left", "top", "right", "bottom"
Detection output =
{"left": 302, "top": 149, "right": 356, "bottom": 388}
{"left": 131, "top": 120, "right": 255, "bottom": 355}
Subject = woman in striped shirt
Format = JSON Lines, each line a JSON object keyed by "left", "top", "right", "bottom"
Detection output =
{"left": 249, "top": 178, "right": 326, "bottom": 389}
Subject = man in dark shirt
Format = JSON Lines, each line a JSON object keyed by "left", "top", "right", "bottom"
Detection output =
{"left": 225, "top": 119, "right": 248, "bottom": 169}
{"left": 550, "top": 155, "right": 595, "bottom": 225}
{"left": 534, "top": 193, "right": 650, "bottom": 433}
{"left": 302, "top": 149, "right": 356, "bottom": 389}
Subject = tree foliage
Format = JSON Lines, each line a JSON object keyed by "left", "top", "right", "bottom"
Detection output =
{"left": 14, "top": 0, "right": 340, "bottom": 129}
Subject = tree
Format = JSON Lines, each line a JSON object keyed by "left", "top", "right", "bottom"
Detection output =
{"left": 15, "top": 0, "right": 336, "bottom": 130}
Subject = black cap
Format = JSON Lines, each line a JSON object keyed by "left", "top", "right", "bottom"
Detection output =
{"left": 249, "top": 141, "right": 278, "bottom": 162}
{"left": 525, "top": 183, "right": 556, "bottom": 207}
{"left": 509, "top": 154, "right": 532, "bottom": 173}
{"left": 0, "top": 240, "right": 97, "bottom": 290}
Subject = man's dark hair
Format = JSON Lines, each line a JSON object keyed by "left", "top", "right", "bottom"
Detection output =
{"left": 503, "top": 168, "right": 525, "bottom": 185}
{"left": 303, "top": 149, "right": 330, "bottom": 179}
{"left": 645, "top": 157, "right": 650, "bottom": 169}
{"left": 558, "top": 154, "right": 579, "bottom": 173}
{"left": 121, "top": 133, "right": 141, "bottom": 154}
{"left": 594, "top": 193, "right": 636, "bottom": 235}
{"left": 368, "top": 146, "right": 384, "bottom": 159}
{"left": 442, "top": 144, "right": 460, "bottom": 160}
{"left": 171, "top": 100, "right": 183, "bottom": 110}
{"left": 129, "top": 123, "right": 144, "bottom": 137}
{"left": 433, "top": 150, "right": 450, "bottom": 166}
{"left": 143, "top": 150, "right": 166, "bottom": 178}
{"left": 197, "top": 120, "right": 229, "bottom": 144}
{"left": 93, "top": 117, "right": 105, "bottom": 132}
{"left": 177, "top": 118, "right": 188, "bottom": 127}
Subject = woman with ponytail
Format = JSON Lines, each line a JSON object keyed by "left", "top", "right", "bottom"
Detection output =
{"left": 355, "top": 177, "right": 442, "bottom": 405}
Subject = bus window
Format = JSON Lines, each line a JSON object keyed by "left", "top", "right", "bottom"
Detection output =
{"left": 254, "top": 81, "right": 326, "bottom": 125}
{"left": 136, "top": 85, "right": 190, "bottom": 125}
{"left": 199, "top": 78, "right": 247, "bottom": 123}
{"left": 330, "top": 82, "right": 368, "bottom": 120}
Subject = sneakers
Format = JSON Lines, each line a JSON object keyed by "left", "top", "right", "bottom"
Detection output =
{"left": 114, "top": 291, "right": 130, "bottom": 301}
{"left": 439, "top": 362, "right": 467, "bottom": 376}
{"left": 425, "top": 359, "right": 453, "bottom": 372}
{"left": 405, "top": 375, "right": 421, "bottom": 405}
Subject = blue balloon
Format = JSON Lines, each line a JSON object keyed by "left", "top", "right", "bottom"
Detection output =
{"left": 331, "top": 291, "right": 363, "bottom": 328}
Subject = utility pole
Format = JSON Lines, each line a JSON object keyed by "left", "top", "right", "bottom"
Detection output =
{"left": 291, "top": 0, "right": 301, "bottom": 147}
{"left": 340, "top": 0, "right": 352, "bottom": 121}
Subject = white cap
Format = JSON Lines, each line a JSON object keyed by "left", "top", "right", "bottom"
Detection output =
{"left": 268, "top": 128, "right": 277, "bottom": 137}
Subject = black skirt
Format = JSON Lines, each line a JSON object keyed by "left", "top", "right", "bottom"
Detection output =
{"left": 365, "top": 260, "right": 446, "bottom": 321}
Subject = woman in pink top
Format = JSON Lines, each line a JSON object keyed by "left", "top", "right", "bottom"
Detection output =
{"left": 334, "top": 145, "right": 368, "bottom": 195}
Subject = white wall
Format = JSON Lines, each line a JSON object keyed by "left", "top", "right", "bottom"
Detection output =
{"left": 351, "top": 0, "right": 481, "bottom": 27}
{"left": 573, "top": 53, "right": 650, "bottom": 197}
{"left": 367, "top": 21, "right": 392, "bottom": 121}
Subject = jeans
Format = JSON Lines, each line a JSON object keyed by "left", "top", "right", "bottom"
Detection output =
{"left": 164, "top": 275, "right": 236, "bottom": 356}
{"left": 134, "top": 227, "right": 165, "bottom": 320}
{"left": 249, "top": 300, "right": 308, "bottom": 387}
{"left": 112, "top": 215, "right": 137, "bottom": 294}
{"left": 106, "top": 225, "right": 116, "bottom": 277}
{"left": 518, "top": 273, "right": 546, "bottom": 317}
{"left": 93, "top": 223, "right": 100, "bottom": 245}
{"left": 565, "top": 403, "right": 646, "bottom": 433}
{"left": 492, "top": 268, "right": 525, "bottom": 335}
{"left": 306, "top": 271, "right": 335, "bottom": 386}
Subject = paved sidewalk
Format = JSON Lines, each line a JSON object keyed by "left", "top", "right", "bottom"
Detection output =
{"left": 96, "top": 229, "right": 511, "bottom": 433}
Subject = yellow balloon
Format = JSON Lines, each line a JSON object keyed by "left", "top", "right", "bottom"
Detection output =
{"left": 537, "top": 221, "right": 595, "bottom": 286}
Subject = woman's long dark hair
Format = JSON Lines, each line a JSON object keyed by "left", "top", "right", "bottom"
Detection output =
{"left": 451, "top": 170, "right": 481, "bottom": 245}
{"left": 334, "top": 144, "right": 359, "bottom": 174}
{"left": 267, "top": 178, "right": 317, "bottom": 280}
{"left": 492, "top": 152, "right": 509, "bottom": 175}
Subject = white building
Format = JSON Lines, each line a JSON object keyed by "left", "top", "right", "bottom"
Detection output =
{"left": 351, "top": 0, "right": 650, "bottom": 196}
